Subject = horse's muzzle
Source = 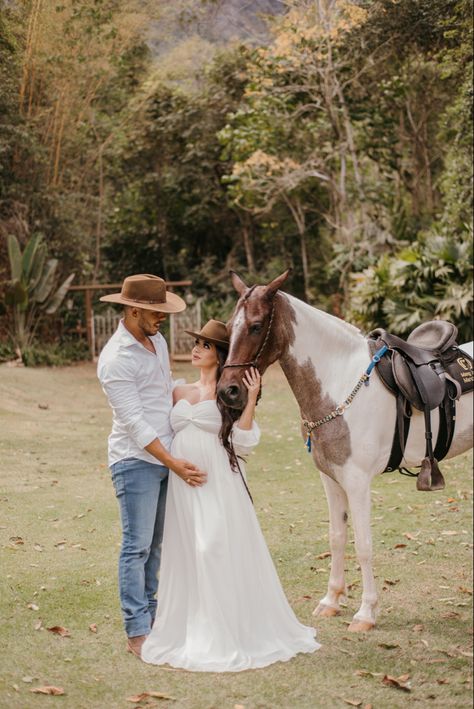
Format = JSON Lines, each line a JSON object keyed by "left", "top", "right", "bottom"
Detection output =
{"left": 217, "top": 382, "right": 247, "bottom": 410}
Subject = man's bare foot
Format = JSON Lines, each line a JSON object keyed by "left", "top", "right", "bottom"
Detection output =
{"left": 126, "top": 634, "right": 147, "bottom": 658}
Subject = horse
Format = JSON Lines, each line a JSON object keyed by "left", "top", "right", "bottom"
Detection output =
{"left": 217, "top": 270, "right": 473, "bottom": 631}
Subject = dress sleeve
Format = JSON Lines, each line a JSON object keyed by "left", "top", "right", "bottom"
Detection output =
{"left": 231, "top": 421, "right": 261, "bottom": 456}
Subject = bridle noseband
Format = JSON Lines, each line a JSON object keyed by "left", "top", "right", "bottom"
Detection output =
{"left": 222, "top": 298, "right": 276, "bottom": 372}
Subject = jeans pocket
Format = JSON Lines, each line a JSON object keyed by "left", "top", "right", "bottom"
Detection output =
{"left": 111, "top": 469, "right": 125, "bottom": 498}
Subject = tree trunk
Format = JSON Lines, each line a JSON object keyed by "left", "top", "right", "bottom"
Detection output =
{"left": 237, "top": 211, "right": 256, "bottom": 275}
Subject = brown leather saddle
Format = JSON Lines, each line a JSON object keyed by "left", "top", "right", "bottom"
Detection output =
{"left": 369, "top": 321, "right": 471, "bottom": 491}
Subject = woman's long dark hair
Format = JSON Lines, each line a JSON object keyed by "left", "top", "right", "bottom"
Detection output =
{"left": 215, "top": 346, "right": 242, "bottom": 472}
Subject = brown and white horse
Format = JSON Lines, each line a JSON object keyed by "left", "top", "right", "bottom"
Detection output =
{"left": 217, "top": 270, "right": 473, "bottom": 631}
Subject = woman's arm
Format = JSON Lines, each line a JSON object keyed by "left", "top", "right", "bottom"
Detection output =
{"left": 236, "top": 367, "right": 261, "bottom": 430}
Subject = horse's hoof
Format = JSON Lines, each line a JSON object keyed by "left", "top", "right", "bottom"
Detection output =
{"left": 313, "top": 603, "right": 340, "bottom": 618}
{"left": 347, "top": 619, "right": 375, "bottom": 632}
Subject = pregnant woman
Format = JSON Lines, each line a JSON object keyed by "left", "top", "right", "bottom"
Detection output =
{"left": 141, "top": 320, "right": 320, "bottom": 671}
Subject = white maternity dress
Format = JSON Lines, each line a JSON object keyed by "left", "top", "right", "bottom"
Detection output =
{"left": 141, "top": 399, "right": 320, "bottom": 671}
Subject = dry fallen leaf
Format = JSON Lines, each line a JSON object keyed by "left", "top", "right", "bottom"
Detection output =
{"left": 27, "top": 603, "right": 39, "bottom": 611}
{"left": 47, "top": 626, "right": 71, "bottom": 637}
{"left": 89, "top": 623, "right": 98, "bottom": 633}
{"left": 441, "top": 611, "right": 460, "bottom": 619}
{"left": 394, "top": 543, "right": 407, "bottom": 549}
{"left": 316, "top": 551, "right": 331, "bottom": 559}
{"left": 34, "top": 620, "right": 43, "bottom": 631}
{"left": 383, "top": 579, "right": 400, "bottom": 586}
{"left": 343, "top": 700, "right": 362, "bottom": 707}
{"left": 412, "top": 624, "right": 424, "bottom": 632}
{"left": 30, "top": 686, "right": 64, "bottom": 695}
{"left": 10, "top": 536, "right": 24, "bottom": 545}
{"left": 126, "top": 691, "right": 175, "bottom": 703}
{"left": 403, "top": 533, "right": 416, "bottom": 540}
{"left": 437, "top": 679, "right": 449, "bottom": 685}
{"left": 382, "top": 674, "right": 411, "bottom": 692}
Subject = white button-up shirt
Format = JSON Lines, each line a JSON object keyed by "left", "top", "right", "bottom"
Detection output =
{"left": 97, "top": 320, "right": 174, "bottom": 467}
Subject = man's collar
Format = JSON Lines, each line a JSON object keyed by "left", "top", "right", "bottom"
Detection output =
{"left": 118, "top": 319, "right": 139, "bottom": 348}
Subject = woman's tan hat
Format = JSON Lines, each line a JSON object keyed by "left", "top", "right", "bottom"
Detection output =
{"left": 100, "top": 274, "right": 186, "bottom": 313}
{"left": 185, "top": 319, "right": 229, "bottom": 349}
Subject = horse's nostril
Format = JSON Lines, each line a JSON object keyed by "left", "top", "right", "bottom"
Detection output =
{"left": 226, "top": 385, "right": 239, "bottom": 400}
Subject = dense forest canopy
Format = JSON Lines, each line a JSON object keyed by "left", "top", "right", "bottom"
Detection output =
{"left": 1, "top": 0, "right": 472, "bottom": 344}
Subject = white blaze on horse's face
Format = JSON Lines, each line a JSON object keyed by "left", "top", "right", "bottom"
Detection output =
{"left": 218, "top": 270, "right": 291, "bottom": 409}
{"left": 218, "top": 291, "right": 270, "bottom": 409}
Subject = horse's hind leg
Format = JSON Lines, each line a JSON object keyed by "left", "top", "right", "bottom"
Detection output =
{"left": 345, "top": 475, "right": 377, "bottom": 631}
{"left": 313, "top": 473, "right": 348, "bottom": 618}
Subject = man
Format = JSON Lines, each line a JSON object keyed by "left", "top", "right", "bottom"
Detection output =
{"left": 97, "top": 274, "right": 206, "bottom": 658}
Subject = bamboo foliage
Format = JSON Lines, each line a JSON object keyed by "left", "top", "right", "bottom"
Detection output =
{"left": 10, "top": 0, "right": 160, "bottom": 279}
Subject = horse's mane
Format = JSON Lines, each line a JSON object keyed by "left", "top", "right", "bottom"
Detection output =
{"left": 283, "top": 292, "right": 364, "bottom": 346}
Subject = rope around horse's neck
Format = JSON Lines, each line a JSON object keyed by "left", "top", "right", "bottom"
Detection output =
{"left": 223, "top": 299, "right": 276, "bottom": 371}
{"left": 302, "top": 345, "right": 388, "bottom": 453}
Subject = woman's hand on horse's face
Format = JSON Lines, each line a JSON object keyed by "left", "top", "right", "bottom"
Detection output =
{"left": 242, "top": 367, "right": 261, "bottom": 401}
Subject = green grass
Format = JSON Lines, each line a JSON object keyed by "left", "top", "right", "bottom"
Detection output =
{"left": 0, "top": 362, "right": 472, "bottom": 709}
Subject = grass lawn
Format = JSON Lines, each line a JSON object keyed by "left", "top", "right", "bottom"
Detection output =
{"left": 0, "top": 361, "right": 472, "bottom": 709}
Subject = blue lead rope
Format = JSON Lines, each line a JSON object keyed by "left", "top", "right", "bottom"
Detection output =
{"left": 304, "top": 344, "right": 388, "bottom": 453}
{"left": 365, "top": 344, "right": 388, "bottom": 379}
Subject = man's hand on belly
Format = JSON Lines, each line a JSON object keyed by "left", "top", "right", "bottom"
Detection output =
{"left": 144, "top": 437, "right": 207, "bottom": 487}
{"left": 169, "top": 459, "right": 208, "bottom": 487}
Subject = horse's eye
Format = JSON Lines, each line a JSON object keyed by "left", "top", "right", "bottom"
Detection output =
{"left": 250, "top": 323, "right": 263, "bottom": 334}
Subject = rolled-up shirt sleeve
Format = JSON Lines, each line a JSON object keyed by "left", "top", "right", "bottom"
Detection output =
{"left": 231, "top": 421, "right": 261, "bottom": 456}
{"left": 99, "top": 354, "right": 157, "bottom": 449}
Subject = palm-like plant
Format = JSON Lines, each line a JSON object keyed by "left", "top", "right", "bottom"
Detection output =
{"left": 4, "top": 234, "right": 75, "bottom": 361}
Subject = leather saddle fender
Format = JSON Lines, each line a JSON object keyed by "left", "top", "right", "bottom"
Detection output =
{"left": 392, "top": 353, "right": 446, "bottom": 411}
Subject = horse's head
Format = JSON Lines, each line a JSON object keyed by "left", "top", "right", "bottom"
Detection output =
{"left": 217, "top": 270, "right": 291, "bottom": 409}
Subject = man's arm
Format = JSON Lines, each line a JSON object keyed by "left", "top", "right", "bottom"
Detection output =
{"left": 100, "top": 355, "right": 206, "bottom": 486}
{"left": 144, "top": 439, "right": 206, "bottom": 487}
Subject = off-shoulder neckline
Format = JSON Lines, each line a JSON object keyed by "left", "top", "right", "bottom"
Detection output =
{"left": 173, "top": 398, "right": 218, "bottom": 407}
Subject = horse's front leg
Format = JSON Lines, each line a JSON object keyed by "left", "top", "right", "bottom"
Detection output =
{"left": 345, "top": 475, "right": 377, "bottom": 631}
{"left": 313, "top": 473, "right": 348, "bottom": 618}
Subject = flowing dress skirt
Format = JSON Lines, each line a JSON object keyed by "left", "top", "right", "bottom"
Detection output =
{"left": 141, "top": 400, "right": 320, "bottom": 671}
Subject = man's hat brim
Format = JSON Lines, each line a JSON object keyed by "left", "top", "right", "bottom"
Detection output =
{"left": 100, "top": 291, "right": 186, "bottom": 313}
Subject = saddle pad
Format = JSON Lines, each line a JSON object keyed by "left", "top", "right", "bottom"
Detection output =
{"left": 445, "top": 347, "right": 474, "bottom": 394}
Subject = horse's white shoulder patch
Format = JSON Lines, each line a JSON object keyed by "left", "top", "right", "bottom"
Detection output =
{"left": 459, "top": 342, "right": 473, "bottom": 358}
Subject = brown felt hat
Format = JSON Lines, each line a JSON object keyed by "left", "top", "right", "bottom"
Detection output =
{"left": 100, "top": 274, "right": 186, "bottom": 313}
{"left": 185, "top": 319, "right": 229, "bottom": 349}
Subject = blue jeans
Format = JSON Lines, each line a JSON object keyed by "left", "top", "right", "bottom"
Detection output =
{"left": 110, "top": 458, "right": 168, "bottom": 638}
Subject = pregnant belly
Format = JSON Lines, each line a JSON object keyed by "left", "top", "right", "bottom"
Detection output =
{"left": 171, "top": 427, "right": 220, "bottom": 470}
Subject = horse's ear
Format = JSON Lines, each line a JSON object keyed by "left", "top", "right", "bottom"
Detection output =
{"left": 230, "top": 270, "right": 247, "bottom": 296}
{"left": 265, "top": 269, "right": 291, "bottom": 298}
